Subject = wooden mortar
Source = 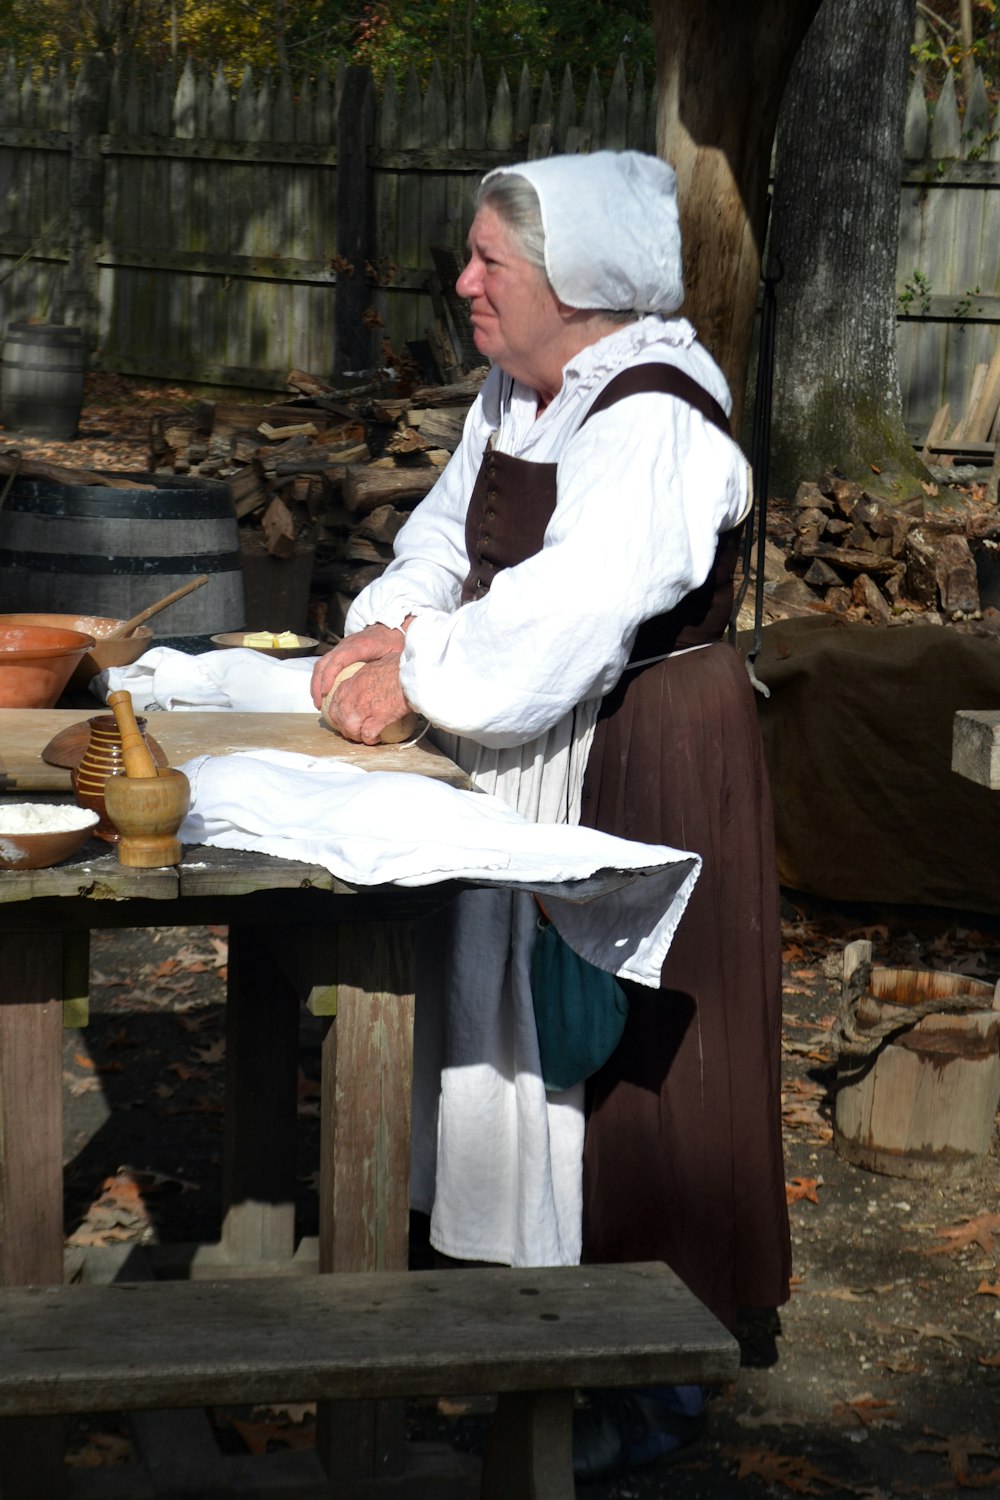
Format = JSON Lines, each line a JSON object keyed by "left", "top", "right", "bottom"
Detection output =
{"left": 104, "top": 689, "right": 191, "bottom": 866}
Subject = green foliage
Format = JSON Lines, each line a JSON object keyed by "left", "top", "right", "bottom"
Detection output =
{"left": 897, "top": 268, "right": 932, "bottom": 316}
{"left": 351, "top": 0, "right": 652, "bottom": 89}
{"left": 910, "top": 0, "right": 998, "bottom": 106}
{"left": 1, "top": 0, "right": 654, "bottom": 89}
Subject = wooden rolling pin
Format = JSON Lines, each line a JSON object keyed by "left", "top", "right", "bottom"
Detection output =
{"left": 107, "top": 689, "right": 160, "bottom": 778}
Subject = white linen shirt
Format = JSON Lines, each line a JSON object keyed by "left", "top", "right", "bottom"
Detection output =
{"left": 349, "top": 317, "right": 746, "bottom": 748}
{"left": 347, "top": 315, "right": 747, "bottom": 1268}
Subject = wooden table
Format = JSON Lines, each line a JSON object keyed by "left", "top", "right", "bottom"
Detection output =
{"left": 0, "top": 709, "right": 474, "bottom": 1497}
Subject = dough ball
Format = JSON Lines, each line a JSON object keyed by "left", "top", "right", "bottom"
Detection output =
{"left": 321, "top": 660, "right": 420, "bottom": 743}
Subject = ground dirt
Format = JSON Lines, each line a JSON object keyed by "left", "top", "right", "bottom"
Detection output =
{"left": 10, "top": 376, "right": 1000, "bottom": 1495}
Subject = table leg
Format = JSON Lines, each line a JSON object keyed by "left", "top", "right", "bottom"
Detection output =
{"left": 221, "top": 924, "right": 301, "bottom": 1264}
{"left": 316, "top": 919, "right": 415, "bottom": 1485}
{"left": 0, "top": 930, "right": 67, "bottom": 1497}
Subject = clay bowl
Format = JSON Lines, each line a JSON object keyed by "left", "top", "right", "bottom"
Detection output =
{"left": 0, "top": 614, "right": 154, "bottom": 687}
{"left": 0, "top": 625, "right": 97, "bottom": 709}
{"left": 0, "top": 804, "right": 100, "bottom": 870}
{"left": 210, "top": 631, "right": 319, "bottom": 661}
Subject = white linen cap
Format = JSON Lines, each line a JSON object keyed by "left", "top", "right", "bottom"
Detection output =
{"left": 481, "top": 150, "right": 684, "bottom": 316}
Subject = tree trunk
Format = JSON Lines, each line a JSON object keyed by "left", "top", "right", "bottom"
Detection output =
{"left": 767, "top": 0, "right": 931, "bottom": 502}
{"left": 652, "top": 0, "right": 821, "bottom": 430}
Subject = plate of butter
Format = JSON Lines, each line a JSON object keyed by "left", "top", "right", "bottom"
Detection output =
{"left": 210, "top": 631, "right": 321, "bottom": 660}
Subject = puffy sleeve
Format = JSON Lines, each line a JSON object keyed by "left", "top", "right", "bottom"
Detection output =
{"left": 357, "top": 380, "right": 748, "bottom": 751}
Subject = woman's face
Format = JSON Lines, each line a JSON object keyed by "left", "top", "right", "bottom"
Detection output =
{"left": 456, "top": 205, "right": 565, "bottom": 388}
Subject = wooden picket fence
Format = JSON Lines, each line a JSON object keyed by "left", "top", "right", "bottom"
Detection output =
{"left": 0, "top": 53, "right": 654, "bottom": 394}
{"left": 897, "top": 68, "right": 1000, "bottom": 450}
{"left": 0, "top": 50, "right": 996, "bottom": 440}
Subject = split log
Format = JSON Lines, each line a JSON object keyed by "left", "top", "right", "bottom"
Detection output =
{"left": 903, "top": 527, "right": 942, "bottom": 608}
{"left": 353, "top": 504, "right": 410, "bottom": 546}
{"left": 286, "top": 368, "right": 335, "bottom": 398}
{"left": 342, "top": 464, "right": 439, "bottom": 517}
{"left": 934, "top": 533, "right": 980, "bottom": 616}
{"left": 794, "top": 541, "right": 903, "bottom": 576}
{"left": 407, "top": 406, "right": 468, "bottom": 452}
{"left": 0, "top": 452, "right": 154, "bottom": 491}
{"left": 261, "top": 495, "right": 297, "bottom": 558}
{"left": 229, "top": 463, "right": 269, "bottom": 519}
{"left": 195, "top": 401, "right": 334, "bottom": 440}
{"left": 851, "top": 573, "right": 893, "bottom": 624}
{"left": 258, "top": 420, "right": 319, "bottom": 441}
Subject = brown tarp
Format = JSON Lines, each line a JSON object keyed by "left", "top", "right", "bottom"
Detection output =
{"left": 751, "top": 615, "right": 1000, "bottom": 915}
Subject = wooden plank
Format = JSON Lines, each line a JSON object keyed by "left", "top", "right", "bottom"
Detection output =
{"left": 965, "top": 341, "right": 1000, "bottom": 443}
{"left": 0, "top": 931, "right": 66, "bottom": 1285}
{"left": 919, "top": 401, "right": 951, "bottom": 462}
{"left": 0, "top": 1262, "right": 739, "bottom": 1416}
{"left": 0, "top": 930, "right": 68, "bottom": 1498}
{"left": 221, "top": 925, "right": 302, "bottom": 1265}
{"left": 952, "top": 708, "right": 1000, "bottom": 790}
{"left": 321, "top": 920, "right": 415, "bottom": 1277}
{"left": 0, "top": 711, "right": 472, "bottom": 793}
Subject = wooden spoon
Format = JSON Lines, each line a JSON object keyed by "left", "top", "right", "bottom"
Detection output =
{"left": 104, "top": 575, "right": 210, "bottom": 640}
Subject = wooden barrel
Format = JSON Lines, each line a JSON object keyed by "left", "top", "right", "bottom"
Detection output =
{"left": 1, "top": 323, "right": 86, "bottom": 440}
{"left": 834, "top": 966, "right": 1000, "bottom": 1180}
{"left": 0, "top": 474, "right": 245, "bottom": 637}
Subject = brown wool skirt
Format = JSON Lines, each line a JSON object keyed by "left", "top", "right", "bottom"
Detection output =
{"left": 579, "top": 641, "right": 792, "bottom": 1330}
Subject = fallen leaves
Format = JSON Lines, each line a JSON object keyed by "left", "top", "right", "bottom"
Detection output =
{"left": 905, "top": 1430, "right": 1000, "bottom": 1488}
{"left": 786, "top": 1176, "right": 821, "bottom": 1205}
{"left": 229, "top": 1405, "right": 316, "bottom": 1455}
{"left": 812, "top": 1283, "right": 894, "bottom": 1302}
{"left": 66, "top": 1166, "right": 200, "bottom": 1248}
{"left": 831, "top": 1395, "right": 898, "bottom": 1427}
{"left": 725, "top": 1445, "right": 842, "bottom": 1492}
{"left": 924, "top": 1212, "right": 1000, "bottom": 1257}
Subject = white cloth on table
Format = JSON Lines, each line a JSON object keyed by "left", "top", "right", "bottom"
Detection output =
{"left": 177, "top": 746, "right": 700, "bottom": 988}
{"left": 96, "top": 646, "right": 316, "bottom": 713}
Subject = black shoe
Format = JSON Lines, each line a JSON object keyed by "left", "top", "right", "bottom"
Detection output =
{"left": 572, "top": 1384, "right": 704, "bottom": 1483}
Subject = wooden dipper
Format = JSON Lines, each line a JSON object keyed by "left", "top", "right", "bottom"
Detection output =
{"left": 103, "top": 690, "right": 191, "bottom": 866}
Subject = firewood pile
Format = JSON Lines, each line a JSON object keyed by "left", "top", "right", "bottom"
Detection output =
{"left": 147, "top": 366, "right": 488, "bottom": 638}
{"left": 756, "top": 472, "right": 1000, "bottom": 634}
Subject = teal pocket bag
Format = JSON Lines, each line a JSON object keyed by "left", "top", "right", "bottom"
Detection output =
{"left": 529, "top": 907, "right": 629, "bottom": 1091}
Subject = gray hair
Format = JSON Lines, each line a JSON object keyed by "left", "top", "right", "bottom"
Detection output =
{"left": 475, "top": 172, "right": 547, "bottom": 274}
{"left": 475, "top": 171, "right": 637, "bottom": 322}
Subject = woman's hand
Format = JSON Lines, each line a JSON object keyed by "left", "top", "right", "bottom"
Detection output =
{"left": 322, "top": 652, "right": 414, "bottom": 745}
{"left": 310, "top": 623, "right": 405, "bottom": 710}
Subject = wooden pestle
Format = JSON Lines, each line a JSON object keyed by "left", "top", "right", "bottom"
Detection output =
{"left": 107, "top": 690, "right": 160, "bottom": 778}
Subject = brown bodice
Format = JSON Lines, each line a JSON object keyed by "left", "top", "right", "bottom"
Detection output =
{"left": 459, "top": 363, "right": 742, "bottom": 655}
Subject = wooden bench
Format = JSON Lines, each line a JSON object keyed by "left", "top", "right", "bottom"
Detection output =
{"left": 0, "top": 1261, "right": 739, "bottom": 1499}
